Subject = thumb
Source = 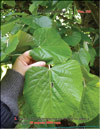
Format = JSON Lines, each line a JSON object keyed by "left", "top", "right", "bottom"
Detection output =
{"left": 28, "top": 61, "right": 46, "bottom": 68}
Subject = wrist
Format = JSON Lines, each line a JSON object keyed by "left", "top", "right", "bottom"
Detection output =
{"left": 12, "top": 67, "right": 25, "bottom": 76}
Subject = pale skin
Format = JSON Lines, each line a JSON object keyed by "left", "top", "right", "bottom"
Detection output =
{"left": 12, "top": 50, "right": 46, "bottom": 76}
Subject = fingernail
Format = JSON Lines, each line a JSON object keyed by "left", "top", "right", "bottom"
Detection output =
{"left": 40, "top": 61, "right": 46, "bottom": 65}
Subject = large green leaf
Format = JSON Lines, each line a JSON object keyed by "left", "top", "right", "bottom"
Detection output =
{"left": 70, "top": 67, "right": 99, "bottom": 125}
{"left": 64, "top": 31, "right": 81, "bottom": 46}
{"left": 24, "top": 60, "right": 83, "bottom": 118}
{"left": 30, "top": 28, "right": 72, "bottom": 64}
{"left": 21, "top": 16, "right": 52, "bottom": 29}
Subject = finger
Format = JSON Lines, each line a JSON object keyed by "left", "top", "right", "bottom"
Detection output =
{"left": 23, "top": 50, "right": 32, "bottom": 59}
{"left": 18, "top": 50, "right": 33, "bottom": 64}
{"left": 28, "top": 61, "right": 46, "bottom": 68}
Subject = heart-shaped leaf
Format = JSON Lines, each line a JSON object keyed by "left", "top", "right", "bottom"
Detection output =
{"left": 24, "top": 60, "right": 83, "bottom": 118}
{"left": 30, "top": 28, "right": 72, "bottom": 64}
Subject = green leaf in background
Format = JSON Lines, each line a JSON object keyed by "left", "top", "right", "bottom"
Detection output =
{"left": 29, "top": 1, "right": 44, "bottom": 14}
{"left": 29, "top": 3, "right": 37, "bottom": 14}
{"left": 64, "top": 31, "right": 81, "bottom": 46}
{"left": 3, "top": 0, "right": 15, "bottom": 7}
{"left": 15, "top": 30, "right": 34, "bottom": 52}
{"left": 56, "top": 1, "right": 73, "bottom": 9}
{"left": 1, "top": 35, "right": 19, "bottom": 61}
{"left": 11, "top": 24, "right": 21, "bottom": 34}
{"left": 21, "top": 16, "right": 37, "bottom": 29}
{"left": 89, "top": 47, "right": 96, "bottom": 66}
{"left": 1, "top": 20, "right": 19, "bottom": 36}
{"left": 21, "top": 16, "right": 52, "bottom": 29}
{"left": 1, "top": 37, "right": 8, "bottom": 61}
{"left": 30, "top": 28, "right": 72, "bottom": 64}
{"left": 82, "top": 27, "right": 96, "bottom": 33}
{"left": 24, "top": 60, "right": 83, "bottom": 118}
{"left": 71, "top": 67, "right": 99, "bottom": 125}
{"left": 29, "top": 1, "right": 50, "bottom": 14}
{"left": 34, "top": 16, "right": 52, "bottom": 28}
{"left": 72, "top": 48, "right": 90, "bottom": 71}
{"left": 81, "top": 33, "right": 91, "bottom": 43}
{"left": 1, "top": 30, "right": 34, "bottom": 62}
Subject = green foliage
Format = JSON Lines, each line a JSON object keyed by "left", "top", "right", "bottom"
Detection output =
{"left": 71, "top": 67, "right": 99, "bottom": 124}
{"left": 29, "top": 1, "right": 46, "bottom": 14}
{"left": 24, "top": 60, "right": 83, "bottom": 118}
{"left": 1, "top": 35, "right": 19, "bottom": 61}
{"left": 89, "top": 47, "right": 97, "bottom": 66}
{"left": 56, "top": 1, "right": 73, "bottom": 10}
{"left": 15, "top": 30, "right": 34, "bottom": 52}
{"left": 1, "top": 0, "right": 99, "bottom": 128}
{"left": 3, "top": 0, "right": 16, "bottom": 7}
{"left": 64, "top": 31, "right": 81, "bottom": 46}
{"left": 21, "top": 16, "right": 52, "bottom": 29}
{"left": 81, "top": 33, "right": 91, "bottom": 43}
{"left": 72, "top": 48, "right": 91, "bottom": 71}
{"left": 30, "top": 28, "right": 72, "bottom": 64}
{"left": 1, "top": 19, "right": 19, "bottom": 36}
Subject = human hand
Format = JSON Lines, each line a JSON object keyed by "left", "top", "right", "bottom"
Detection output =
{"left": 12, "top": 50, "right": 46, "bottom": 76}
